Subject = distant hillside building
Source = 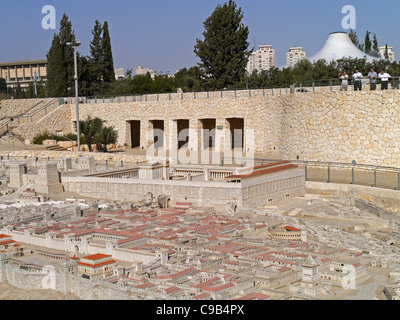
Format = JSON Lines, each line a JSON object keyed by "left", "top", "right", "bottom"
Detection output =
{"left": 114, "top": 68, "right": 125, "bottom": 80}
{"left": 246, "top": 45, "right": 275, "bottom": 74}
{"left": 136, "top": 66, "right": 157, "bottom": 79}
{"left": 286, "top": 47, "right": 307, "bottom": 66}
{"left": 0, "top": 59, "right": 47, "bottom": 89}
{"left": 379, "top": 46, "right": 395, "bottom": 62}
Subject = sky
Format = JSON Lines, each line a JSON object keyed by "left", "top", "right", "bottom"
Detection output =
{"left": 0, "top": 0, "right": 399, "bottom": 74}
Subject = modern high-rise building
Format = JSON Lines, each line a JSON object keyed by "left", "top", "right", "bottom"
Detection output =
{"left": 246, "top": 45, "right": 275, "bottom": 74}
{"left": 286, "top": 47, "right": 307, "bottom": 66}
{"left": 378, "top": 46, "right": 395, "bottom": 62}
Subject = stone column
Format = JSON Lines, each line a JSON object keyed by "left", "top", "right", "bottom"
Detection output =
{"left": 140, "top": 120, "right": 151, "bottom": 150}
{"left": 168, "top": 120, "right": 178, "bottom": 164}
{"left": 188, "top": 119, "right": 201, "bottom": 165}
{"left": 215, "top": 119, "right": 226, "bottom": 161}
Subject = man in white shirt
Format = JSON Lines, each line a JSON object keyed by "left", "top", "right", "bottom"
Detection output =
{"left": 339, "top": 71, "right": 349, "bottom": 91}
{"left": 353, "top": 69, "right": 363, "bottom": 91}
{"left": 378, "top": 69, "right": 391, "bottom": 90}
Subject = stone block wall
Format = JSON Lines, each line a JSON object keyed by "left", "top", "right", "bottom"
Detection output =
{"left": 5, "top": 89, "right": 400, "bottom": 168}
{"left": 279, "top": 90, "right": 400, "bottom": 167}
{"left": 13, "top": 103, "right": 72, "bottom": 139}
{"left": 0, "top": 98, "right": 54, "bottom": 119}
{"left": 70, "top": 96, "right": 282, "bottom": 155}
{"left": 69, "top": 90, "right": 400, "bottom": 167}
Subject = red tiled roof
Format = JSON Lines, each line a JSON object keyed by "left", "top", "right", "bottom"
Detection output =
{"left": 134, "top": 282, "right": 155, "bottom": 289}
{"left": 237, "top": 161, "right": 291, "bottom": 173}
{"left": 284, "top": 225, "right": 300, "bottom": 232}
{"left": 0, "top": 240, "right": 16, "bottom": 246}
{"left": 77, "top": 259, "right": 116, "bottom": 268}
{"left": 164, "top": 286, "right": 182, "bottom": 294}
{"left": 193, "top": 293, "right": 211, "bottom": 300}
{"left": 82, "top": 253, "right": 111, "bottom": 261}
{"left": 226, "top": 163, "right": 298, "bottom": 180}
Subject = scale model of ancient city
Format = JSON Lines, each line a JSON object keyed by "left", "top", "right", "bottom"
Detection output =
{"left": 1, "top": 24, "right": 400, "bottom": 300}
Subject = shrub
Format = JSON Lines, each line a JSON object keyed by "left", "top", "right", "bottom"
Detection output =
{"left": 32, "top": 132, "right": 86, "bottom": 145}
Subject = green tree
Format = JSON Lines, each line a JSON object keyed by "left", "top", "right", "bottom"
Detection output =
{"left": 46, "top": 34, "right": 67, "bottom": 97}
{"left": 364, "top": 31, "right": 372, "bottom": 54}
{"left": 371, "top": 33, "right": 380, "bottom": 57}
{"left": 97, "top": 125, "right": 118, "bottom": 152}
{"left": 79, "top": 116, "right": 104, "bottom": 152}
{"left": 59, "top": 14, "right": 76, "bottom": 96}
{"left": 0, "top": 78, "right": 6, "bottom": 94}
{"left": 77, "top": 54, "right": 93, "bottom": 97}
{"left": 348, "top": 29, "right": 364, "bottom": 52}
{"left": 384, "top": 44, "right": 389, "bottom": 60}
{"left": 173, "top": 67, "right": 202, "bottom": 92}
{"left": 89, "top": 20, "right": 104, "bottom": 95}
{"left": 101, "top": 21, "right": 115, "bottom": 84}
{"left": 194, "top": 0, "right": 251, "bottom": 89}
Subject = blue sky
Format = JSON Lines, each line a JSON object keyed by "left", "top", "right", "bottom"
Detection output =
{"left": 0, "top": 0, "right": 399, "bottom": 73}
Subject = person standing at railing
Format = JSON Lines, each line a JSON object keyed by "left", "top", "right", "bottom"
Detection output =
{"left": 378, "top": 69, "right": 391, "bottom": 90}
{"left": 339, "top": 71, "right": 349, "bottom": 91}
{"left": 367, "top": 68, "right": 377, "bottom": 91}
{"left": 353, "top": 69, "right": 363, "bottom": 91}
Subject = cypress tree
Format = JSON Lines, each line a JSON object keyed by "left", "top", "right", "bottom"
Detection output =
{"left": 372, "top": 33, "right": 379, "bottom": 57}
{"left": 348, "top": 29, "right": 364, "bottom": 52}
{"left": 89, "top": 20, "right": 104, "bottom": 94}
{"left": 194, "top": 0, "right": 251, "bottom": 89}
{"left": 59, "top": 14, "right": 76, "bottom": 96}
{"left": 46, "top": 34, "right": 67, "bottom": 97}
{"left": 101, "top": 21, "right": 115, "bottom": 83}
{"left": 384, "top": 44, "right": 389, "bottom": 60}
{"left": 364, "top": 31, "right": 372, "bottom": 54}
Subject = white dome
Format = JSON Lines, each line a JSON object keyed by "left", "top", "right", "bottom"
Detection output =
{"left": 309, "top": 32, "right": 375, "bottom": 62}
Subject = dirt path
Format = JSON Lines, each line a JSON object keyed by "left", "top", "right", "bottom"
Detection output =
{"left": 0, "top": 281, "right": 80, "bottom": 300}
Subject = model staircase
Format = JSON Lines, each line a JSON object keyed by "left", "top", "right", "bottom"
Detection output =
{"left": 0, "top": 98, "right": 60, "bottom": 139}
{"left": 45, "top": 144, "right": 68, "bottom": 152}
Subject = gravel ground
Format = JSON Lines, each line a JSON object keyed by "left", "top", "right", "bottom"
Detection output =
{"left": 0, "top": 281, "right": 80, "bottom": 300}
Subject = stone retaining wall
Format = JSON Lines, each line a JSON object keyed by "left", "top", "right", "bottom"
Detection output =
{"left": 5, "top": 90, "right": 400, "bottom": 167}
{"left": 13, "top": 103, "right": 73, "bottom": 139}
{"left": 68, "top": 90, "right": 400, "bottom": 167}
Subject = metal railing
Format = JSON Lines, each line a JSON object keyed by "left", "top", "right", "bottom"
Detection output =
{"left": 57, "top": 76, "right": 400, "bottom": 105}
{"left": 292, "top": 76, "right": 400, "bottom": 93}
{"left": 222, "top": 157, "right": 400, "bottom": 191}
{"left": 0, "top": 98, "right": 59, "bottom": 136}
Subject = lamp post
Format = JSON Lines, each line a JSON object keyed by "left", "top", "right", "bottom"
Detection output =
{"left": 67, "top": 41, "right": 81, "bottom": 151}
